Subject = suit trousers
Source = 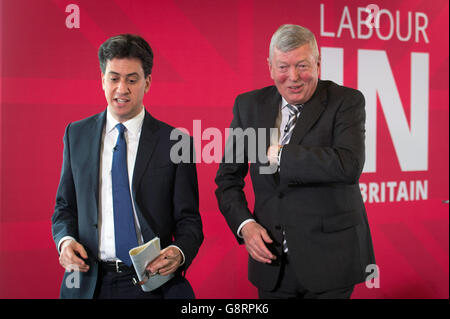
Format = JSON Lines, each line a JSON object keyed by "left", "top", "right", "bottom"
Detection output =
{"left": 94, "top": 266, "right": 195, "bottom": 299}
{"left": 258, "top": 254, "right": 354, "bottom": 299}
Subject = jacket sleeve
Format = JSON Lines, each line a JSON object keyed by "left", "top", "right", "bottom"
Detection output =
{"left": 280, "top": 90, "right": 366, "bottom": 185}
{"left": 52, "top": 123, "right": 79, "bottom": 252}
{"left": 171, "top": 137, "right": 204, "bottom": 271}
{"left": 215, "top": 96, "right": 253, "bottom": 244}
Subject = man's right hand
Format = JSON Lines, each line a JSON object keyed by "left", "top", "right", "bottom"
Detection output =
{"left": 241, "top": 222, "right": 277, "bottom": 264}
{"left": 59, "top": 239, "right": 90, "bottom": 272}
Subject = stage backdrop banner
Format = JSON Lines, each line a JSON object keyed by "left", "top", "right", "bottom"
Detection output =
{"left": 1, "top": 0, "right": 448, "bottom": 298}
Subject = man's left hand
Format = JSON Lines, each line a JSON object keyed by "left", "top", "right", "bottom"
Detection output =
{"left": 146, "top": 246, "right": 183, "bottom": 276}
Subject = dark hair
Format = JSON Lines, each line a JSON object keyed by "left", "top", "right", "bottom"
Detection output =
{"left": 98, "top": 34, "right": 154, "bottom": 77}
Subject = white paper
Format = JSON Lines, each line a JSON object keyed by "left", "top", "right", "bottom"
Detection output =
{"left": 129, "top": 237, "right": 174, "bottom": 292}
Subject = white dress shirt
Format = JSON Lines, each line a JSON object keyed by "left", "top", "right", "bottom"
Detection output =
{"left": 98, "top": 107, "right": 145, "bottom": 261}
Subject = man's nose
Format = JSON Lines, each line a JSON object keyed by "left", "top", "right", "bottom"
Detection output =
{"left": 117, "top": 79, "right": 130, "bottom": 94}
{"left": 289, "top": 67, "right": 300, "bottom": 82}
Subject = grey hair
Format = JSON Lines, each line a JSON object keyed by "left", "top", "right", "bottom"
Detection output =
{"left": 269, "top": 24, "right": 319, "bottom": 62}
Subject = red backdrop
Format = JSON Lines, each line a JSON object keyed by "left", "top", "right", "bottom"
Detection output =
{"left": 0, "top": 0, "right": 448, "bottom": 299}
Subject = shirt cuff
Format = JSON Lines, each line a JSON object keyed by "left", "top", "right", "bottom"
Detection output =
{"left": 168, "top": 245, "right": 186, "bottom": 266}
{"left": 237, "top": 219, "right": 256, "bottom": 238}
{"left": 58, "top": 236, "right": 77, "bottom": 254}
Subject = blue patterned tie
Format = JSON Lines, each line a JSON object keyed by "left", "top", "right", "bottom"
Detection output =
{"left": 112, "top": 123, "right": 138, "bottom": 265}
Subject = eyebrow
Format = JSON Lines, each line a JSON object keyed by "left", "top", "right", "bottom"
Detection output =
{"left": 277, "top": 59, "right": 309, "bottom": 65}
{"left": 107, "top": 71, "right": 140, "bottom": 77}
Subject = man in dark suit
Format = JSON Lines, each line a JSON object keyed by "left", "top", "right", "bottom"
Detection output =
{"left": 215, "top": 24, "right": 375, "bottom": 299}
{"left": 52, "top": 34, "right": 203, "bottom": 299}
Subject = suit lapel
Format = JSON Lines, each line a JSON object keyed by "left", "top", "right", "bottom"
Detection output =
{"left": 132, "top": 111, "right": 160, "bottom": 241}
{"left": 257, "top": 87, "right": 281, "bottom": 186}
{"left": 132, "top": 111, "right": 160, "bottom": 193}
{"left": 258, "top": 87, "right": 281, "bottom": 154}
{"left": 289, "top": 80, "right": 327, "bottom": 145}
{"left": 89, "top": 111, "right": 106, "bottom": 226}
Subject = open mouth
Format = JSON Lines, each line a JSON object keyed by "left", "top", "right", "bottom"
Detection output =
{"left": 114, "top": 97, "right": 130, "bottom": 105}
{"left": 288, "top": 85, "right": 303, "bottom": 93}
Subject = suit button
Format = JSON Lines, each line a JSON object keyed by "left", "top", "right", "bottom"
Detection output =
{"left": 278, "top": 192, "right": 284, "bottom": 198}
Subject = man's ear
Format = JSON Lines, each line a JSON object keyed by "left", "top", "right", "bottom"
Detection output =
{"left": 144, "top": 74, "right": 152, "bottom": 93}
{"left": 316, "top": 55, "right": 321, "bottom": 78}
{"left": 268, "top": 57, "right": 274, "bottom": 80}
{"left": 101, "top": 73, "right": 106, "bottom": 91}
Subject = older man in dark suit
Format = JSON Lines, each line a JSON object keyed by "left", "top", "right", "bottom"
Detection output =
{"left": 52, "top": 34, "right": 203, "bottom": 299}
{"left": 215, "top": 24, "right": 375, "bottom": 299}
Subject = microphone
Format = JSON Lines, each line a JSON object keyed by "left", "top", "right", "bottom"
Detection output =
{"left": 113, "top": 145, "right": 118, "bottom": 151}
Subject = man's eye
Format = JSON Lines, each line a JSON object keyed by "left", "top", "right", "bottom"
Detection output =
{"left": 110, "top": 78, "right": 118, "bottom": 82}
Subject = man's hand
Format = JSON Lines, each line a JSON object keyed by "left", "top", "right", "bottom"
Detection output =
{"left": 146, "top": 246, "right": 183, "bottom": 276}
{"left": 241, "top": 221, "right": 277, "bottom": 264}
{"left": 59, "top": 239, "right": 90, "bottom": 272}
{"left": 267, "top": 145, "right": 281, "bottom": 166}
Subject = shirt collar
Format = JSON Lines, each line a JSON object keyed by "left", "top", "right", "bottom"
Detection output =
{"left": 281, "top": 97, "right": 290, "bottom": 110}
{"left": 281, "top": 97, "right": 303, "bottom": 111}
{"left": 105, "top": 106, "right": 145, "bottom": 136}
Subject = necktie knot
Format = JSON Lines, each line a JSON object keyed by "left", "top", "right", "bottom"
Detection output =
{"left": 286, "top": 104, "right": 302, "bottom": 117}
{"left": 116, "top": 123, "right": 126, "bottom": 135}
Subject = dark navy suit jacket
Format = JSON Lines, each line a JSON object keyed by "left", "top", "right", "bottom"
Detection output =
{"left": 52, "top": 110, "right": 203, "bottom": 298}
